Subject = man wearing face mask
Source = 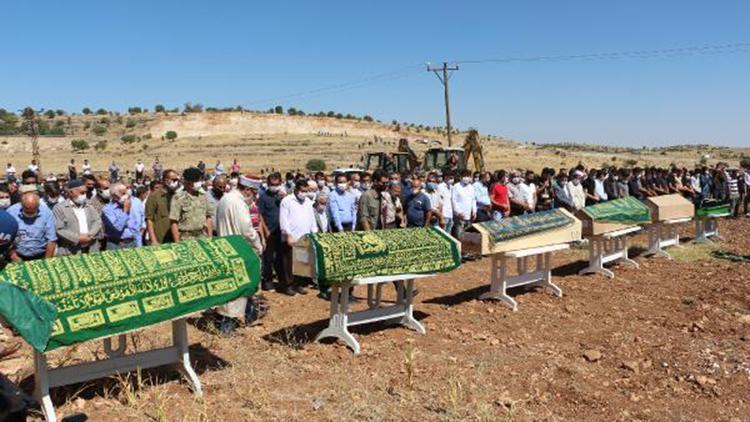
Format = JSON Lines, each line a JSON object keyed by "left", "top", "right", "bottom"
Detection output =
{"left": 358, "top": 169, "right": 388, "bottom": 231}
{"left": 89, "top": 178, "right": 111, "bottom": 214}
{"left": 81, "top": 174, "right": 97, "bottom": 200}
{"left": 102, "top": 182, "right": 144, "bottom": 250}
{"left": 53, "top": 179, "right": 103, "bottom": 256}
{"left": 7, "top": 192, "right": 56, "bottom": 261}
{"left": 170, "top": 167, "right": 213, "bottom": 242}
{"left": 405, "top": 174, "right": 432, "bottom": 228}
{"left": 258, "top": 172, "right": 286, "bottom": 291}
{"left": 278, "top": 179, "right": 318, "bottom": 296}
{"left": 451, "top": 169, "right": 477, "bottom": 240}
{"left": 146, "top": 169, "right": 178, "bottom": 245}
{"left": 0, "top": 185, "right": 12, "bottom": 210}
{"left": 425, "top": 173, "right": 444, "bottom": 227}
{"left": 207, "top": 174, "right": 227, "bottom": 234}
{"left": 438, "top": 170, "right": 454, "bottom": 233}
{"left": 327, "top": 174, "right": 357, "bottom": 232}
{"left": 349, "top": 173, "right": 363, "bottom": 202}
{"left": 214, "top": 175, "right": 265, "bottom": 332}
{"left": 567, "top": 171, "right": 587, "bottom": 211}
{"left": 507, "top": 171, "right": 531, "bottom": 216}
{"left": 41, "top": 182, "right": 62, "bottom": 210}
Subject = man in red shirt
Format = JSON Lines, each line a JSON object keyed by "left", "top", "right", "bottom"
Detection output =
{"left": 490, "top": 170, "right": 510, "bottom": 221}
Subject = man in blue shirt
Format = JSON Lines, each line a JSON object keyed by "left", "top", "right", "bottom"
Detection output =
{"left": 102, "top": 182, "right": 144, "bottom": 250}
{"left": 257, "top": 172, "right": 285, "bottom": 291}
{"left": 473, "top": 172, "right": 492, "bottom": 222}
{"left": 405, "top": 174, "right": 432, "bottom": 228}
{"left": 7, "top": 193, "right": 56, "bottom": 261}
{"left": 327, "top": 174, "right": 357, "bottom": 232}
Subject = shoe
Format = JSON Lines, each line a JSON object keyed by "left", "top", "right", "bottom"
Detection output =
{"left": 261, "top": 281, "right": 274, "bottom": 291}
{"left": 294, "top": 285, "right": 308, "bottom": 295}
{"left": 278, "top": 287, "right": 297, "bottom": 296}
{"left": 214, "top": 316, "right": 239, "bottom": 335}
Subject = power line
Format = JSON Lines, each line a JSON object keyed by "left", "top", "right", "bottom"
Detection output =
{"left": 456, "top": 42, "right": 750, "bottom": 65}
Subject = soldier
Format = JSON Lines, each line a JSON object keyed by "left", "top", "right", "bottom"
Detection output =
{"left": 170, "top": 167, "right": 213, "bottom": 241}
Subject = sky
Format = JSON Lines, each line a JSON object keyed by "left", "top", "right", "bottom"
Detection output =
{"left": 2, "top": 1, "right": 749, "bottom": 146}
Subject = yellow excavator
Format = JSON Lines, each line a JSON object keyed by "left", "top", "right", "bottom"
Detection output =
{"left": 365, "top": 131, "right": 485, "bottom": 173}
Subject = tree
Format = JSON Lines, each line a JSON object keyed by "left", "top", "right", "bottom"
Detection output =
{"left": 183, "top": 102, "right": 203, "bottom": 113}
{"left": 327, "top": 111, "right": 335, "bottom": 118}
{"left": 95, "top": 108, "right": 108, "bottom": 115}
{"left": 165, "top": 130, "right": 178, "bottom": 140}
{"left": 274, "top": 105, "right": 283, "bottom": 114}
{"left": 363, "top": 115, "right": 374, "bottom": 122}
{"left": 94, "top": 140, "right": 108, "bottom": 151}
{"left": 128, "top": 107, "right": 142, "bottom": 114}
{"left": 71, "top": 139, "right": 90, "bottom": 151}
{"left": 287, "top": 107, "right": 297, "bottom": 116}
{"left": 0, "top": 110, "right": 19, "bottom": 135}
{"left": 121, "top": 134, "right": 137, "bottom": 143}
{"left": 154, "top": 104, "right": 166, "bottom": 113}
{"left": 55, "top": 109, "right": 65, "bottom": 116}
{"left": 92, "top": 125, "right": 107, "bottom": 136}
{"left": 305, "top": 158, "right": 326, "bottom": 172}
{"left": 44, "top": 110, "right": 56, "bottom": 119}
{"left": 740, "top": 156, "right": 750, "bottom": 169}
{"left": 82, "top": 107, "right": 92, "bottom": 115}
{"left": 21, "top": 107, "right": 41, "bottom": 170}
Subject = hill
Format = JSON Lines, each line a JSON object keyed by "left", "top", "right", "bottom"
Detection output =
{"left": 0, "top": 110, "right": 746, "bottom": 176}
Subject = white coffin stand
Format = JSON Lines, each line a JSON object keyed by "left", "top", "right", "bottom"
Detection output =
{"left": 646, "top": 217, "right": 692, "bottom": 259}
{"left": 578, "top": 226, "right": 641, "bottom": 279}
{"left": 315, "top": 273, "right": 432, "bottom": 354}
{"left": 34, "top": 318, "right": 202, "bottom": 422}
{"left": 694, "top": 213, "right": 730, "bottom": 244}
{"left": 478, "top": 243, "right": 568, "bottom": 311}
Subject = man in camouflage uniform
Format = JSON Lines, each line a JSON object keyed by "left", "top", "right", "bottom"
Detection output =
{"left": 170, "top": 167, "right": 213, "bottom": 241}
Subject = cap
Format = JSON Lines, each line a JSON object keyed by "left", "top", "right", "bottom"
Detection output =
{"left": 19, "top": 184, "right": 39, "bottom": 194}
{"left": 239, "top": 175, "right": 261, "bottom": 190}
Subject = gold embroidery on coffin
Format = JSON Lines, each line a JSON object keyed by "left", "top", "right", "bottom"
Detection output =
{"left": 177, "top": 284, "right": 208, "bottom": 303}
{"left": 142, "top": 292, "right": 175, "bottom": 313}
{"left": 106, "top": 301, "right": 141, "bottom": 322}
{"left": 67, "top": 310, "right": 106, "bottom": 332}
{"left": 50, "top": 319, "right": 64, "bottom": 337}
{"left": 207, "top": 278, "right": 237, "bottom": 295}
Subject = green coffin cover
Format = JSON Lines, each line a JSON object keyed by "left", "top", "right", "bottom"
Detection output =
{"left": 0, "top": 236, "right": 260, "bottom": 352}
{"left": 475, "top": 209, "right": 575, "bottom": 245}
{"left": 307, "top": 227, "right": 460, "bottom": 285}
{"left": 583, "top": 197, "right": 651, "bottom": 225}
{"left": 696, "top": 200, "right": 731, "bottom": 217}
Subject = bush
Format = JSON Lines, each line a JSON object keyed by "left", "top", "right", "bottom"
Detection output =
{"left": 71, "top": 139, "right": 90, "bottom": 151}
{"left": 740, "top": 157, "right": 750, "bottom": 169}
{"left": 363, "top": 115, "right": 374, "bottom": 122}
{"left": 44, "top": 110, "right": 56, "bottom": 119}
{"left": 154, "top": 104, "right": 165, "bottom": 113}
{"left": 183, "top": 102, "right": 203, "bottom": 113}
{"left": 305, "top": 158, "right": 326, "bottom": 172}
{"left": 92, "top": 125, "right": 107, "bottom": 136}
{"left": 83, "top": 121, "right": 91, "bottom": 130}
{"left": 94, "top": 140, "right": 108, "bottom": 151}
{"left": 121, "top": 134, "right": 138, "bottom": 144}
{"left": 128, "top": 107, "right": 142, "bottom": 114}
{"left": 99, "top": 117, "right": 110, "bottom": 125}
{"left": 95, "top": 108, "right": 108, "bottom": 115}
{"left": 165, "top": 130, "right": 178, "bottom": 140}
{"left": 143, "top": 133, "right": 152, "bottom": 139}
{"left": 287, "top": 107, "right": 297, "bottom": 116}
{"left": 55, "top": 109, "right": 65, "bottom": 116}
{"left": 47, "top": 127, "right": 65, "bottom": 136}
{"left": 82, "top": 107, "right": 92, "bottom": 115}
{"left": 624, "top": 159, "right": 638, "bottom": 166}
{"left": 274, "top": 105, "right": 283, "bottom": 114}
{"left": 125, "top": 118, "right": 137, "bottom": 128}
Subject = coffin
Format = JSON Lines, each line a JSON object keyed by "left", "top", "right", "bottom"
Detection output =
{"left": 645, "top": 194, "right": 694, "bottom": 222}
{"left": 577, "top": 197, "right": 651, "bottom": 237}
{"left": 695, "top": 199, "right": 732, "bottom": 217}
{"left": 0, "top": 236, "right": 260, "bottom": 352}
{"left": 293, "top": 227, "right": 461, "bottom": 284}
{"left": 462, "top": 208, "right": 581, "bottom": 255}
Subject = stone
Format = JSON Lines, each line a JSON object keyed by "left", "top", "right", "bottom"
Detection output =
{"left": 583, "top": 350, "right": 602, "bottom": 362}
{"left": 738, "top": 315, "right": 750, "bottom": 325}
{"left": 695, "top": 375, "right": 716, "bottom": 387}
{"left": 621, "top": 361, "right": 639, "bottom": 373}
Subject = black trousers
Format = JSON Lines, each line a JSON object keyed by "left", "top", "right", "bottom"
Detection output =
{"left": 332, "top": 222, "right": 354, "bottom": 232}
{"left": 261, "top": 230, "right": 285, "bottom": 285}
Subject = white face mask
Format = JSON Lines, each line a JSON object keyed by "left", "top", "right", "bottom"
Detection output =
{"left": 336, "top": 183, "right": 347, "bottom": 192}
{"left": 101, "top": 190, "right": 111, "bottom": 200}
{"left": 267, "top": 185, "right": 282, "bottom": 193}
{"left": 0, "top": 198, "right": 10, "bottom": 209}
{"left": 74, "top": 195, "right": 87, "bottom": 206}
{"left": 305, "top": 192, "right": 317, "bottom": 200}
{"left": 460, "top": 177, "right": 472, "bottom": 185}
{"left": 118, "top": 194, "right": 129, "bottom": 205}
{"left": 511, "top": 177, "right": 522, "bottom": 185}
{"left": 168, "top": 181, "right": 180, "bottom": 191}
{"left": 572, "top": 179, "right": 581, "bottom": 186}
{"left": 295, "top": 192, "right": 307, "bottom": 202}
{"left": 352, "top": 181, "right": 361, "bottom": 189}
{"left": 193, "top": 181, "right": 203, "bottom": 190}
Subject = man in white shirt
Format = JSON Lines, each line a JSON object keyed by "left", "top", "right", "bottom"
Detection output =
{"left": 81, "top": 159, "right": 91, "bottom": 175}
{"left": 568, "top": 171, "right": 587, "bottom": 211}
{"left": 508, "top": 171, "right": 532, "bottom": 215}
{"left": 438, "top": 172, "right": 454, "bottom": 234}
{"left": 5, "top": 163, "right": 16, "bottom": 183}
{"left": 134, "top": 159, "right": 145, "bottom": 181}
{"left": 520, "top": 170, "right": 537, "bottom": 212}
{"left": 451, "top": 170, "right": 477, "bottom": 239}
{"left": 425, "top": 173, "right": 443, "bottom": 227}
{"left": 278, "top": 179, "right": 318, "bottom": 295}
{"left": 28, "top": 160, "right": 39, "bottom": 175}
{"left": 214, "top": 176, "right": 264, "bottom": 333}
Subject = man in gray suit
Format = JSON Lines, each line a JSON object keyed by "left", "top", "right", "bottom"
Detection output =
{"left": 53, "top": 179, "right": 103, "bottom": 256}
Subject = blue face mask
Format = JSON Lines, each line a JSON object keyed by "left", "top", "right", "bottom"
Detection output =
{"left": 426, "top": 182, "right": 437, "bottom": 191}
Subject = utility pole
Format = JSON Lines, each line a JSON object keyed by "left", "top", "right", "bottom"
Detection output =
{"left": 427, "top": 62, "right": 459, "bottom": 146}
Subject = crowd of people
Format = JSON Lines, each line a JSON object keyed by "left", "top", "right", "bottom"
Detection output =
{"left": 0, "top": 156, "right": 747, "bottom": 353}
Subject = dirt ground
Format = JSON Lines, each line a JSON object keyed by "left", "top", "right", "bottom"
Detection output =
{"left": 2, "top": 217, "right": 749, "bottom": 421}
